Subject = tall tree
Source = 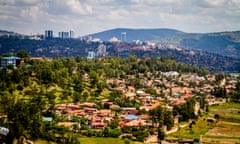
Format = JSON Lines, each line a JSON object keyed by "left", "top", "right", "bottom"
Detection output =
{"left": 16, "top": 50, "right": 29, "bottom": 58}
{"left": 0, "top": 94, "right": 46, "bottom": 143}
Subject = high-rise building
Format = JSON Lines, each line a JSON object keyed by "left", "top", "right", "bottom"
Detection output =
{"left": 58, "top": 31, "right": 69, "bottom": 39}
{"left": 97, "top": 44, "right": 107, "bottom": 57}
{"left": 121, "top": 32, "right": 127, "bottom": 42}
{"left": 70, "top": 30, "right": 74, "bottom": 38}
{"left": 45, "top": 30, "right": 53, "bottom": 39}
{"left": 58, "top": 32, "right": 63, "bottom": 38}
{"left": 87, "top": 51, "right": 95, "bottom": 59}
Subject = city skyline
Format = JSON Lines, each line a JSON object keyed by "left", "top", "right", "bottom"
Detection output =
{"left": 0, "top": 0, "right": 240, "bottom": 37}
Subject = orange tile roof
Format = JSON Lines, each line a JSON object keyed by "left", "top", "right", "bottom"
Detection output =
{"left": 123, "top": 120, "right": 147, "bottom": 127}
{"left": 58, "top": 122, "right": 76, "bottom": 127}
{"left": 80, "top": 102, "right": 96, "bottom": 107}
{"left": 91, "top": 122, "right": 105, "bottom": 127}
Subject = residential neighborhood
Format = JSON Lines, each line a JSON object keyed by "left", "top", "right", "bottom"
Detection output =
{"left": 0, "top": 54, "right": 239, "bottom": 144}
{"left": 1, "top": 0, "right": 240, "bottom": 143}
{"left": 47, "top": 68, "right": 238, "bottom": 143}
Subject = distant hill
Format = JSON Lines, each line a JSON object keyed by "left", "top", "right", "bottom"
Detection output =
{"left": 88, "top": 28, "right": 240, "bottom": 58}
{"left": 0, "top": 29, "right": 240, "bottom": 72}
{"left": 179, "top": 31, "right": 240, "bottom": 58}
{"left": 88, "top": 28, "right": 184, "bottom": 42}
{"left": 0, "top": 30, "right": 18, "bottom": 35}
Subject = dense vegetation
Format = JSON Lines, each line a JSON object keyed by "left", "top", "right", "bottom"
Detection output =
{"left": 0, "top": 36, "right": 98, "bottom": 57}
{"left": 0, "top": 52, "right": 239, "bottom": 143}
{"left": 0, "top": 54, "right": 207, "bottom": 92}
{"left": 0, "top": 54, "right": 205, "bottom": 142}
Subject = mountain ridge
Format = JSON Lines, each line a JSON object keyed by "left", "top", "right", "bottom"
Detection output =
{"left": 0, "top": 30, "right": 18, "bottom": 35}
{"left": 1, "top": 28, "right": 240, "bottom": 58}
{"left": 88, "top": 28, "right": 185, "bottom": 42}
{"left": 0, "top": 28, "right": 240, "bottom": 72}
{"left": 88, "top": 28, "right": 240, "bottom": 58}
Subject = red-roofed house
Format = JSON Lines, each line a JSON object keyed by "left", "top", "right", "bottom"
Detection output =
{"left": 121, "top": 119, "right": 147, "bottom": 127}
{"left": 58, "top": 122, "right": 78, "bottom": 129}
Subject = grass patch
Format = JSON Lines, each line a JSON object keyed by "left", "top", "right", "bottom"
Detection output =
{"left": 35, "top": 138, "right": 141, "bottom": 144}
{"left": 99, "top": 88, "right": 111, "bottom": 98}
{"left": 201, "top": 103, "right": 240, "bottom": 144}
{"left": 167, "top": 118, "right": 214, "bottom": 140}
{"left": 34, "top": 140, "right": 56, "bottom": 144}
{"left": 201, "top": 136, "right": 240, "bottom": 144}
{"left": 210, "top": 103, "right": 240, "bottom": 110}
{"left": 78, "top": 137, "right": 140, "bottom": 144}
{"left": 209, "top": 103, "right": 240, "bottom": 123}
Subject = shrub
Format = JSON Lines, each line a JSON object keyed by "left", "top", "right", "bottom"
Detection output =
{"left": 109, "top": 128, "right": 122, "bottom": 138}
{"left": 17, "top": 85, "right": 23, "bottom": 90}
{"left": 214, "top": 114, "right": 220, "bottom": 119}
{"left": 194, "top": 137, "right": 199, "bottom": 142}
{"left": 124, "top": 138, "right": 131, "bottom": 144}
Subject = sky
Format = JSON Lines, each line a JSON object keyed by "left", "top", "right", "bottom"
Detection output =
{"left": 0, "top": 0, "right": 240, "bottom": 37}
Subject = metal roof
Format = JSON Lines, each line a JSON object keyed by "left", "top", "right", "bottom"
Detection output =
{"left": 2, "top": 56, "right": 20, "bottom": 60}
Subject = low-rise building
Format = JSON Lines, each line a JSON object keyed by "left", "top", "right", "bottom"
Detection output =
{"left": 0, "top": 56, "right": 21, "bottom": 68}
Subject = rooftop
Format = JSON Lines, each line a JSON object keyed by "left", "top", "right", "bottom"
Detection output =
{"left": 2, "top": 56, "right": 20, "bottom": 60}
{"left": 124, "top": 114, "right": 139, "bottom": 120}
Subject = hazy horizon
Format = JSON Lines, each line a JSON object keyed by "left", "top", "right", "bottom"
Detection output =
{"left": 1, "top": 0, "right": 240, "bottom": 37}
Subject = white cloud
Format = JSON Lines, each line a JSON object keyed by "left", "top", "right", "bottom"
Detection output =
{"left": 65, "top": 0, "right": 92, "bottom": 15}
{"left": 44, "top": 0, "right": 92, "bottom": 15}
{"left": 0, "top": 0, "right": 15, "bottom": 5}
{"left": 0, "top": 0, "right": 239, "bottom": 36}
{"left": 202, "top": 0, "right": 226, "bottom": 7}
{"left": 20, "top": 6, "right": 42, "bottom": 20}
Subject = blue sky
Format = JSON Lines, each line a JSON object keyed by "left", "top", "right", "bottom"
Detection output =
{"left": 0, "top": 0, "right": 240, "bottom": 37}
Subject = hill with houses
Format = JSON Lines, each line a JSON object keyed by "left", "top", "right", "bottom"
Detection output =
{"left": 89, "top": 28, "right": 240, "bottom": 58}
{"left": 0, "top": 55, "right": 239, "bottom": 143}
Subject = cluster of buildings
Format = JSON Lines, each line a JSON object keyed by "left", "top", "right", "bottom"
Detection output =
{"left": 0, "top": 56, "right": 45, "bottom": 69}
{"left": 53, "top": 74, "right": 199, "bottom": 132}
{"left": 45, "top": 30, "right": 74, "bottom": 39}
{"left": 0, "top": 54, "right": 238, "bottom": 142}
{"left": 87, "top": 44, "right": 107, "bottom": 59}
{"left": 55, "top": 101, "right": 152, "bottom": 130}
{"left": 0, "top": 56, "right": 21, "bottom": 69}
{"left": 51, "top": 69, "right": 239, "bottom": 135}
{"left": 83, "top": 32, "right": 127, "bottom": 43}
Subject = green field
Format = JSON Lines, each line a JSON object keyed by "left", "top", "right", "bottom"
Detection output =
{"left": 209, "top": 103, "right": 240, "bottom": 123}
{"left": 202, "top": 103, "right": 240, "bottom": 144}
{"left": 167, "top": 117, "right": 214, "bottom": 141}
{"left": 78, "top": 137, "right": 141, "bottom": 144}
{"left": 35, "top": 138, "right": 141, "bottom": 144}
{"left": 35, "top": 140, "right": 56, "bottom": 144}
{"left": 167, "top": 103, "right": 240, "bottom": 144}
{"left": 210, "top": 103, "right": 240, "bottom": 110}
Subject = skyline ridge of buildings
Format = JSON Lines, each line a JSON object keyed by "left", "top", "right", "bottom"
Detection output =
{"left": 45, "top": 30, "right": 74, "bottom": 39}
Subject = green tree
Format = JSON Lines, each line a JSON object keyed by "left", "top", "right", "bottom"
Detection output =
{"left": 89, "top": 71, "right": 99, "bottom": 88}
{"left": 199, "top": 94, "right": 206, "bottom": 109}
{"left": 206, "top": 104, "right": 209, "bottom": 113}
{"left": 157, "top": 126, "right": 165, "bottom": 142}
{"left": 82, "top": 91, "right": 89, "bottom": 101}
{"left": 11, "top": 69, "right": 22, "bottom": 83}
{"left": 230, "top": 81, "right": 240, "bottom": 103}
{"left": 17, "top": 50, "right": 29, "bottom": 58}
{"left": 0, "top": 94, "right": 46, "bottom": 143}
{"left": 163, "top": 109, "right": 174, "bottom": 130}
{"left": 109, "top": 119, "right": 119, "bottom": 129}
{"left": 172, "top": 98, "right": 196, "bottom": 121}
{"left": 109, "top": 128, "right": 121, "bottom": 138}
{"left": 73, "top": 92, "right": 80, "bottom": 103}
